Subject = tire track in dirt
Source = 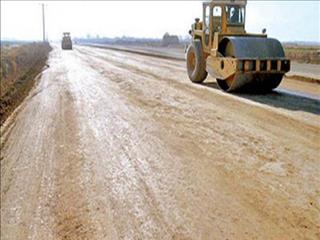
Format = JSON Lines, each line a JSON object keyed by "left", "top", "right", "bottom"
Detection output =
{"left": 63, "top": 61, "right": 177, "bottom": 239}
{"left": 50, "top": 86, "right": 97, "bottom": 240}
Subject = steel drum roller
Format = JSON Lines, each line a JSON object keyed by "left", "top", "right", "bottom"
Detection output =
{"left": 217, "top": 37, "right": 286, "bottom": 92}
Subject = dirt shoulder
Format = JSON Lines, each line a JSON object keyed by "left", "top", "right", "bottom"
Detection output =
{"left": 286, "top": 62, "right": 320, "bottom": 84}
{"left": 0, "top": 42, "right": 52, "bottom": 125}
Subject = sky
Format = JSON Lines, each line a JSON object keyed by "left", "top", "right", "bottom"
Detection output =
{"left": 1, "top": 1, "right": 319, "bottom": 42}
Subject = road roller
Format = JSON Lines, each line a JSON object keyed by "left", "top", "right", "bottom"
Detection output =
{"left": 61, "top": 32, "right": 73, "bottom": 50}
{"left": 186, "top": 0, "right": 290, "bottom": 92}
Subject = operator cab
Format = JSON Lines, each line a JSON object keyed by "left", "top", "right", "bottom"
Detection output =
{"left": 211, "top": 5, "right": 245, "bottom": 33}
{"left": 195, "top": 0, "right": 247, "bottom": 51}
{"left": 63, "top": 32, "right": 70, "bottom": 36}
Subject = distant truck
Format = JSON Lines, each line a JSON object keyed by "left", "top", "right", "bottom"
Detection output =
{"left": 61, "top": 32, "right": 72, "bottom": 50}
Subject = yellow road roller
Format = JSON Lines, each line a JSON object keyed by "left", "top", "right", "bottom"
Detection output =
{"left": 186, "top": 0, "right": 290, "bottom": 92}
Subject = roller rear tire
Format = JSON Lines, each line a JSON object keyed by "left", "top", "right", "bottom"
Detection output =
{"left": 186, "top": 40, "right": 208, "bottom": 83}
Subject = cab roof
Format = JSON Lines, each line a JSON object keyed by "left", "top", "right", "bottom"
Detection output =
{"left": 203, "top": 0, "right": 247, "bottom": 7}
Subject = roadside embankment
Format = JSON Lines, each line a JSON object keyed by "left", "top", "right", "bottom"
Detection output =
{"left": 285, "top": 62, "right": 320, "bottom": 84}
{"left": 0, "top": 42, "right": 52, "bottom": 125}
{"left": 284, "top": 45, "right": 320, "bottom": 64}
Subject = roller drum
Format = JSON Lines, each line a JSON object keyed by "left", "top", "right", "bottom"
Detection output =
{"left": 217, "top": 37, "right": 286, "bottom": 92}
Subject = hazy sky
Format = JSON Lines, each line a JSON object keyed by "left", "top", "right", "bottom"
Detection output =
{"left": 1, "top": 1, "right": 319, "bottom": 42}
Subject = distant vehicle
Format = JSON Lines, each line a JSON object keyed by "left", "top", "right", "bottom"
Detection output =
{"left": 186, "top": 0, "right": 291, "bottom": 92}
{"left": 61, "top": 32, "right": 72, "bottom": 50}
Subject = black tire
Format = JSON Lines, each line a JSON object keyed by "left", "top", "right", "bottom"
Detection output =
{"left": 216, "top": 79, "right": 230, "bottom": 91}
{"left": 262, "top": 74, "right": 283, "bottom": 91}
{"left": 186, "top": 40, "right": 208, "bottom": 83}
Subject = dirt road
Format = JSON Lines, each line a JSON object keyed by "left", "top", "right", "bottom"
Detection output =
{"left": 1, "top": 45, "right": 319, "bottom": 240}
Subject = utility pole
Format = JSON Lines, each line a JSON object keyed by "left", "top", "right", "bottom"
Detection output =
{"left": 42, "top": 3, "right": 46, "bottom": 42}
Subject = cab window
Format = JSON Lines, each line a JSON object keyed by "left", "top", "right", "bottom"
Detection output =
{"left": 226, "top": 6, "right": 245, "bottom": 24}
{"left": 204, "top": 5, "right": 210, "bottom": 45}
{"left": 205, "top": 6, "right": 210, "bottom": 28}
{"left": 213, "top": 6, "right": 222, "bottom": 17}
{"left": 212, "top": 6, "right": 222, "bottom": 32}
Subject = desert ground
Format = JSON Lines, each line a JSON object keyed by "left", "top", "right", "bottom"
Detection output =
{"left": 1, "top": 45, "right": 319, "bottom": 239}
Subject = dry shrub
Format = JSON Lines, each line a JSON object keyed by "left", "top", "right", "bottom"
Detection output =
{"left": 0, "top": 42, "right": 52, "bottom": 124}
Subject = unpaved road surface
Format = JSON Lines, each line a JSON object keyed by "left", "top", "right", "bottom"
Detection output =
{"left": 1, "top": 45, "right": 320, "bottom": 240}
